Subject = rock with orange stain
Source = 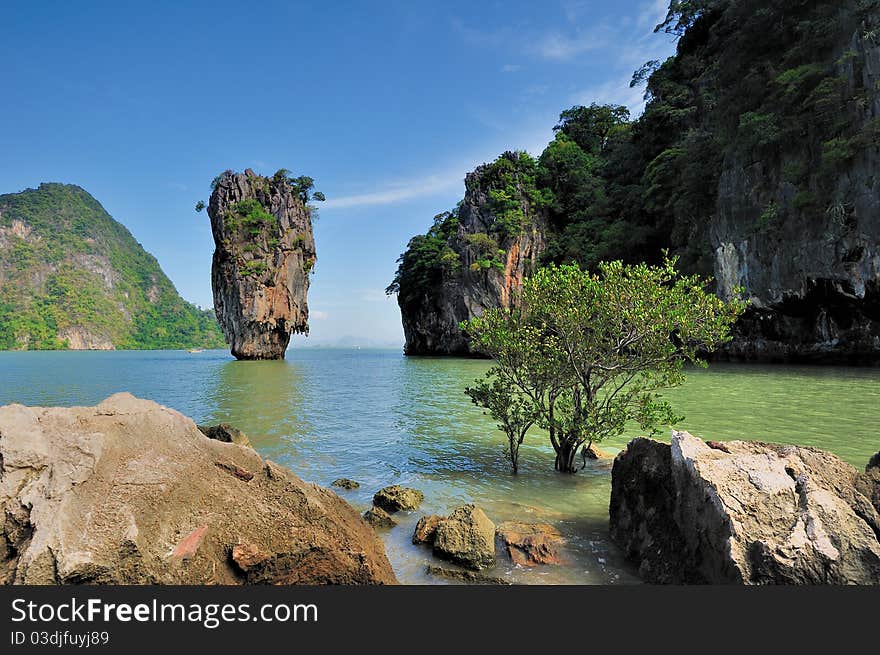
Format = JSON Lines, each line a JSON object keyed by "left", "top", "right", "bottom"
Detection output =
{"left": 171, "top": 525, "right": 209, "bottom": 561}
{"left": 208, "top": 169, "right": 315, "bottom": 360}
{"left": 395, "top": 152, "right": 547, "bottom": 355}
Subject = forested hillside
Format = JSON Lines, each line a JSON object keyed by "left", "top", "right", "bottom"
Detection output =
{"left": 0, "top": 183, "right": 225, "bottom": 350}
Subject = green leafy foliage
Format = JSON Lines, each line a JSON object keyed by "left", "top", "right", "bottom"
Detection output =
{"left": 470, "top": 151, "right": 550, "bottom": 238}
{"left": 466, "top": 371, "right": 539, "bottom": 473}
{"left": 462, "top": 257, "right": 745, "bottom": 473}
{"left": 0, "top": 183, "right": 225, "bottom": 350}
{"left": 386, "top": 209, "right": 460, "bottom": 298}
{"left": 464, "top": 233, "right": 505, "bottom": 273}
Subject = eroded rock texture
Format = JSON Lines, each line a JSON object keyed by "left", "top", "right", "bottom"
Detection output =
{"left": 397, "top": 154, "right": 547, "bottom": 355}
{"left": 208, "top": 169, "right": 315, "bottom": 359}
{"left": 0, "top": 393, "right": 396, "bottom": 585}
{"left": 711, "top": 11, "right": 880, "bottom": 363}
{"left": 610, "top": 431, "right": 880, "bottom": 584}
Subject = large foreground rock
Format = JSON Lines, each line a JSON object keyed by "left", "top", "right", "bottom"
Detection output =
{"left": 0, "top": 393, "right": 397, "bottom": 585}
{"left": 610, "top": 431, "right": 880, "bottom": 584}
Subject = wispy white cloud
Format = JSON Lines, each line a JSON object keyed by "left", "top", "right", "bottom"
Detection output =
{"left": 311, "top": 310, "right": 329, "bottom": 320}
{"left": 361, "top": 288, "right": 389, "bottom": 302}
{"left": 501, "top": 63, "right": 521, "bottom": 73}
{"left": 320, "top": 120, "right": 555, "bottom": 212}
{"left": 530, "top": 26, "right": 612, "bottom": 60}
{"left": 561, "top": 0, "right": 592, "bottom": 24}
{"left": 321, "top": 172, "right": 462, "bottom": 210}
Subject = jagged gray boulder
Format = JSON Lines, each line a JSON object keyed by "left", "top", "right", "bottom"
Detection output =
{"left": 610, "top": 431, "right": 880, "bottom": 584}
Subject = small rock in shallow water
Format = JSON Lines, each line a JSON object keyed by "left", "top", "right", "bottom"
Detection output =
{"left": 373, "top": 485, "right": 424, "bottom": 512}
{"left": 363, "top": 506, "right": 398, "bottom": 529}
{"left": 331, "top": 478, "right": 360, "bottom": 490}
{"left": 425, "top": 565, "right": 510, "bottom": 585}
{"left": 412, "top": 515, "right": 442, "bottom": 545}
{"left": 496, "top": 521, "right": 565, "bottom": 566}
{"left": 198, "top": 423, "right": 252, "bottom": 448}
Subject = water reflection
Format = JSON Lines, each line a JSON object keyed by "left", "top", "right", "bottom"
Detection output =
{"left": 204, "top": 359, "right": 308, "bottom": 465}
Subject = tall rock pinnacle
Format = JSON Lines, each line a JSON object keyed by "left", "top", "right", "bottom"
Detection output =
{"left": 207, "top": 169, "right": 316, "bottom": 359}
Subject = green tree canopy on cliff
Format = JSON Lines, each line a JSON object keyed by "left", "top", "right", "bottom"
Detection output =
{"left": 462, "top": 257, "right": 745, "bottom": 473}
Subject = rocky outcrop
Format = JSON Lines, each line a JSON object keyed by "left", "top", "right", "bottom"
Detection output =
{"left": 424, "top": 564, "right": 510, "bottom": 585}
{"left": 363, "top": 506, "right": 398, "bottom": 529}
{"left": 496, "top": 522, "right": 565, "bottom": 566}
{"left": 396, "top": 153, "right": 547, "bottom": 355}
{"left": 208, "top": 169, "right": 316, "bottom": 360}
{"left": 710, "top": 7, "right": 880, "bottom": 363}
{"left": 432, "top": 504, "right": 496, "bottom": 570}
{"left": 412, "top": 515, "right": 442, "bottom": 545}
{"left": 57, "top": 328, "right": 115, "bottom": 351}
{"left": 609, "top": 431, "right": 880, "bottom": 584}
{"left": 860, "top": 451, "right": 880, "bottom": 514}
{"left": 332, "top": 478, "right": 360, "bottom": 490}
{"left": 372, "top": 485, "right": 424, "bottom": 512}
{"left": 0, "top": 393, "right": 396, "bottom": 585}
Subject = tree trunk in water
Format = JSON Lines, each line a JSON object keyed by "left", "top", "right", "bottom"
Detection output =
{"left": 554, "top": 442, "right": 579, "bottom": 473}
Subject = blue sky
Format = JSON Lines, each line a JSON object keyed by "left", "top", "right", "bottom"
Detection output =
{"left": 0, "top": 0, "right": 675, "bottom": 346}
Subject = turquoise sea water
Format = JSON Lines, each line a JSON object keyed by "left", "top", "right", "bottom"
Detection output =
{"left": 1, "top": 349, "right": 878, "bottom": 584}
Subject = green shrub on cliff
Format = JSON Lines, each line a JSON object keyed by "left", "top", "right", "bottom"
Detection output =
{"left": 386, "top": 209, "right": 460, "bottom": 299}
{"left": 473, "top": 151, "right": 550, "bottom": 238}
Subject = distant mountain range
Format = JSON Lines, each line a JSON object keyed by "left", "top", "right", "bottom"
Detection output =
{"left": 0, "top": 183, "right": 225, "bottom": 350}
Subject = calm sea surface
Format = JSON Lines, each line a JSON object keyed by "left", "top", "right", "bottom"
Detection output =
{"left": 1, "top": 349, "right": 878, "bottom": 584}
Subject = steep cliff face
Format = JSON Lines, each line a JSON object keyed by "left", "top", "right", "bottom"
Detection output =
{"left": 208, "top": 169, "right": 316, "bottom": 359}
{"left": 394, "top": 153, "right": 547, "bottom": 355}
{"left": 711, "top": 13, "right": 880, "bottom": 362}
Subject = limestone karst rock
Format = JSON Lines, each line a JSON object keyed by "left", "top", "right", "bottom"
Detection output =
{"left": 395, "top": 153, "right": 547, "bottom": 356}
{"left": 208, "top": 169, "right": 316, "bottom": 359}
